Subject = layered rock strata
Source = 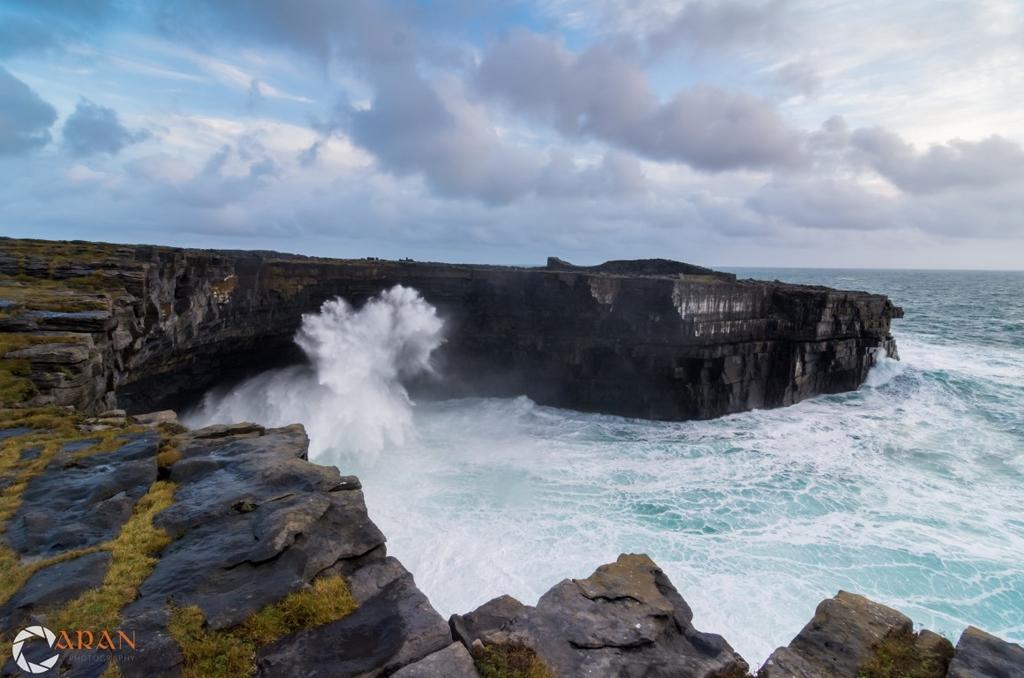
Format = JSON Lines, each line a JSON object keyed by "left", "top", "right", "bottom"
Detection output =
{"left": 1, "top": 237, "right": 901, "bottom": 419}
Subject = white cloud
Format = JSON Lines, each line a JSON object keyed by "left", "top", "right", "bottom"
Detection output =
{"left": 2, "top": 0, "right": 1022, "bottom": 269}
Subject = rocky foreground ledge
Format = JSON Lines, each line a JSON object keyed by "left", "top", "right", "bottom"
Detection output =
{"left": 0, "top": 414, "right": 1020, "bottom": 677}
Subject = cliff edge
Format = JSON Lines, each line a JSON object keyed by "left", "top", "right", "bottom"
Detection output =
{"left": 0, "top": 413, "right": 1018, "bottom": 676}
{"left": 0, "top": 237, "right": 902, "bottom": 420}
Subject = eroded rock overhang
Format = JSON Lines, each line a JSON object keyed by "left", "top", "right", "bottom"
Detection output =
{"left": 0, "top": 238, "right": 902, "bottom": 418}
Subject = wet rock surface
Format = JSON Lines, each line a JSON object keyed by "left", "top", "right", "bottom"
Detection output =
{"left": 132, "top": 435, "right": 380, "bottom": 625}
{"left": 5, "top": 433, "right": 159, "bottom": 557}
{"left": 116, "top": 424, "right": 384, "bottom": 675}
{"left": 0, "top": 551, "right": 112, "bottom": 633}
{"left": 451, "top": 553, "right": 749, "bottom": 677}
{"left": 0, "top": 417, "right": 460, "bottom": 677}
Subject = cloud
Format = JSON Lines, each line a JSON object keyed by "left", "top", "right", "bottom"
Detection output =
{"left": 61, "top": 99, "right": 150, "bottom": 157}
{"left": 159, "top": 0, "right": 542, "bottom": 203}
{"left": 772, "top": 60, "right": 822, "bottom": 97}
{"left": 747, "top": 166, "right": 1024, "bottom": 240}
{"left": 156, "top": 0, "right": 419, "bottom": 70}
{"left": 749, "top": 178, "right": 901, "bottom": 232}
{"left": 3, "top": 0, "right": 1023, "bottom": 269}
{"left": 538, "top": 150, "right": 647, "bottom": 198}
{"left": 345, "top": 70, "right": 544, "bottom": 204}
{"left": 536, "top": 0, "right": 791, "bottom": 59}
{"left": 476, "top": 30, "right": 804, "bottom": 172}
{"left": 0, "top": 67, "right": 58, "bottom": 155}
{"left": 645, "top": 0, "right": 790, "bottom": 56}
{"left": 851, "top": 127, "right": 1024, "bottom": 193}
{"left": 159, "top": 143, "right": 279, "bottom": 208}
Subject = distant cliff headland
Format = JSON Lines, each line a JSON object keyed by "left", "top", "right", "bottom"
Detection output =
{"left": 0, "top": 237, "right": 901, "bottom": 419}
{"left": 2, "top": 237, "right": 1020, "bottom": 677}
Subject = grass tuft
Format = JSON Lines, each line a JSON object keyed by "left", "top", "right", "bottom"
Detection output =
{"left": 156, "top": 439, "right": 182, "bottom": 470}
{"left": 157, "top": 421, "right": 188, "bottom": 436}
{"left": 243, "top": 576, "right": 356, "bottom": 645}
{"left": 473, "top": 642, "right": 556, "bottom": 678}
{"left": 169, "top": 606, "right": 254, "bottom": 678}
{"left": 858, "top": 629, "right": 953, "bottom": 678}
{"left": 169, "top": 575, "right": 357, "bottom": 678}
{"left": 49, "top": 480, "right": 176, "bottom": 632}
{"left": 0, "top": 412, "right": 170, "bottom": 607}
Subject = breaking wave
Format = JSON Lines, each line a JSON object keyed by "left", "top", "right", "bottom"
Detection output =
{"left": 183, "top": 285, "right": 444, "bottom": 463}
{"left": 864, "top": 347, "right": 906, "bottom": 388}
{"left": 185, "top": 268, "right": 1024, "bottom": 666}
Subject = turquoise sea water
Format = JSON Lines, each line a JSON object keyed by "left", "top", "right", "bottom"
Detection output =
{"left": 350, "top": 269, "right": 1024, "bottom": 665}
{"left": 188, "top": 268, "right": 1024, "bottom": 665}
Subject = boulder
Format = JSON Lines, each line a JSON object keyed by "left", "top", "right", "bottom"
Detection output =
{"left": 451, "top": 553, "right": 748, "bottom": 678}
{"left": 947, "top": 626, "right": 1024, "bottom": 678}
{"left": 391, "top": 642, "right": 478, "bottom": 678}
{"left": 759, "top": 591, "right": 953, "bottom": 678}
{"left": 256, "top": 558, "right": 452, "bottom": 677}
{"left": 132, "top": 410, "right": 178, "bottom": 426}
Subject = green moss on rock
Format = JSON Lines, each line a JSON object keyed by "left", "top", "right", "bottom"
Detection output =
{"left": 473, "top": 642, "right": 556, "bottom": 678}
{"left": 169, "top": 575, "right": 358, "bottom": 678}
{"left": 858, "top": 628, "right": 953, "bottom": 678}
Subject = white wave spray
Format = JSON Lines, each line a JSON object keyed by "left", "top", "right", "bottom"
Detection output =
{"left": 183, "top": 285, "right": 444, "bottom": 463}
{"left": 863, "top": 346, "right": 906, "bottom": 388}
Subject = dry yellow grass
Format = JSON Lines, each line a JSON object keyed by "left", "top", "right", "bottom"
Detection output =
{"left": 50, "top": 480, "right": 176, "bottom": 632}
{"left": 169, "top": 575, "right": 358, "bottom": 678}
{"left": 0, "top": 413, "right": 168, "bottom": 609}
{"left": 169, "top": 606, "right": 255, "bottom": 678}
{"left": 156, "top": 438, "right": 182, "bottom": 470}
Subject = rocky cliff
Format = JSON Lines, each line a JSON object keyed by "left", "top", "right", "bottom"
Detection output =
{"left": 12, "top": 237, "right": 1020, "bottom": 677}
{"left": 0, "top": 237, "right": 902, "bottom": 419}
{"left": 0, "top": 414, "right": 1019, "bottom": 677}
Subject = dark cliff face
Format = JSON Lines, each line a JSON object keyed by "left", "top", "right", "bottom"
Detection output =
{"left": 0, "top": 237, "right": 901, "bottom": 418}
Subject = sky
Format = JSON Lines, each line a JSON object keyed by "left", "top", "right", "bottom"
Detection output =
{"left": 1, "top": 0, "right": 1022, "bottom": 269}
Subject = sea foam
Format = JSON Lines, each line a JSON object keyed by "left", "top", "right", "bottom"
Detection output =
{"left": 183, "top": 285, "right": 444, "bottom": 462}
{"left": 184, "top": 273, "right": 1024, "bottom": 666}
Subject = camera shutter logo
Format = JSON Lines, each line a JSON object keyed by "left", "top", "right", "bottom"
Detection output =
{"left": 11, "top": 625, "right": 60, "bottom": 674}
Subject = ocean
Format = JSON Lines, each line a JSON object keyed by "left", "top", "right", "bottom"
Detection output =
{"left": 185, "top": 268, "right": 1024, "bottom": 666}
